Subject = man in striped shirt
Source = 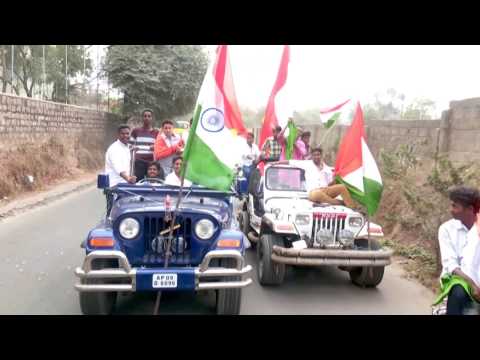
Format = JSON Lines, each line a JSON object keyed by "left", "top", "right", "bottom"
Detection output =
{"left": 130, "top": 109, "right": 160, "bottom": 180}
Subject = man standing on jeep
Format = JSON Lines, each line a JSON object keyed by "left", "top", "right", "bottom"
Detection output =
{"left": 276, "top": 147, "right": 357, "bottom": 208}
{"left": 104, "top": 125, "right": 137, "bottom": 214}
{"left": 434, "top": 186, "right": 480, "bottom": 314}
{"left": 258, "top": 125, "right": 284, "bottom": 163}
{"left": 154, "top": 120, "right": 184, "bottom": 175}
{"left": 130, "top": 109, "right": 160, "bottom": 181}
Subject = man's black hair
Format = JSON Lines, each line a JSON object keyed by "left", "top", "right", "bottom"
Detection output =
{"left": 247, "top": 132, "right": 254, "bottom": 138}
{"left": 273, "top": 125, "right": 282, "bottom": 132}
{"left": 142, "top": 108, "right": 154, "bottom": 117}
{"left": 302, "top": 131, "right": 311, "bottom": 138}
{"left": 147, "top": 161, "right": 161, "bottom": 172}
{"left": 311, "top": 146, "right": 323, "bottom": 154}
{"left": 449, "top": 186, "right": 480, "bottom": 213}
{"left": 172, "top": 156, "right": 183, "bottom": 165}
{"left": 147, "top": 161, "right": 165, "bottom": 180}
{"left": 162, "top": 119, "right": 174, "bottom": 127}
{"left": 118, "top": 124, "right": 130, "bottom": 132}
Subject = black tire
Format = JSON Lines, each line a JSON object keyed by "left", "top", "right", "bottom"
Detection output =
{"left": 238, "top": 210, "right": 250, "bottom": 236}
{"left": 349, "top": 239, "right": 385, "bottom": 288}
{"left": 216, "top": 258, "right": 242, "bottom": 315}
{"left": 79, "top": 259, "right": 118, "bottom": 315}
{"left": 257, "top": 233, "right": 286, "bottom": 286}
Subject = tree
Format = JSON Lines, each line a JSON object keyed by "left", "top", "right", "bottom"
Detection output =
{"left": 241, "top": 106, "right": 265, "bottom": 128}
{"left": 362, "top": 88, "right": 436, "bottom": 121}
{"left": 403, "top": 98, "right": 436, "bottom": 120}
{"left": 0, "top": 45, "right": 92, "bottom": 101}
{"left": 104, "top": 45, "right": 209, "bottom": 120}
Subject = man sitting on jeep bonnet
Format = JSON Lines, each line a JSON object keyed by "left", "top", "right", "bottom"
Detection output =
{"left": 276, "top": 147, "right": 357, "bottom": 208}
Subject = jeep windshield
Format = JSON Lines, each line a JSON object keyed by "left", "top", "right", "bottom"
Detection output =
{"left": 265, "top": 167, "right": 306, "bottom": 192}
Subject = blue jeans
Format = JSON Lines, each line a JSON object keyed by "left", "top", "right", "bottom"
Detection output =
{"left": 446, "top": 285, "right": 473, "bottom": 315}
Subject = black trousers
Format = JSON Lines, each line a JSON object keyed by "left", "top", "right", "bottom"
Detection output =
{"left": 446, "top": 284, "right": 473, "bottom": 315}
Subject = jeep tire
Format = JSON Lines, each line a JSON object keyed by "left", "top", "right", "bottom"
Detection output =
{"left": 257, "top": 233, "right": 285, "bottom": 286}
{"left": 348, "top": 238, "right": 385, "bottom": 288}
{"left": 79, "top": 259, "right": 118, "bottom": 315}
{"left": 238, "top": 210, "right": 250, "bottom": 236}
{"left": 216, "top": 258, "right": 242, "bottom": 315}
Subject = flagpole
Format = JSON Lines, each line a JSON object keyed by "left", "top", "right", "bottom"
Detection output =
{"left": 153, "top": 128, "right": 192, "bottom": 314}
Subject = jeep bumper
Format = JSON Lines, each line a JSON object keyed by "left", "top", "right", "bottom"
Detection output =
{"left": 74, "top": 250, "right": 252, "bottom": 292}
{"left": 271, "top": 245, "right": 393, "bottom": 267}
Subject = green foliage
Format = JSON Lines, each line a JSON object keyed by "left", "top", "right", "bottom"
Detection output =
{"left": 0, "top": 45, "right": 91, "bottom": 101}
{"left": 362, "top": 88, "right": 436, "bottom": 121}
{"left": 427, "top": 156, "right": 479, "bottom": 196}
{"left": 104, "top": 45, "right": 208, "bottom": 120}
{"left": 379, "top": 143, "right": 418, "bottom": 180}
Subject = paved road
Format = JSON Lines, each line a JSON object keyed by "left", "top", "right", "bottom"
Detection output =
{"left": 0, "top": 187, "right": 434, "bottom": 315}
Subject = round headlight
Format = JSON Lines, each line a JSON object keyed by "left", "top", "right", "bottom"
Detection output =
{"left": 338, "top": 229, "right": 355, "bottom": 248}
{"left": 195, "top": 219, "right": 215, "bottom": 240}
{"left": 295, "top": 213, "right": 311, "bottom": 226}
{"left": 349, "top": 216, "right": 363, "bottom": 227}
{"left": 119, "top": 217, "right": 140, "bottom": 239}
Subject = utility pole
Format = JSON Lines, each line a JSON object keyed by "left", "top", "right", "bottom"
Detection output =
{"left": 11, "top": 45, "right": 14, "bottom": 94}
{"left": 65, "top": 45, "right": 68, "bottom": 104}
{"left": 42, "top": 45, "right": 46, "bottom": 100}
{"left": 96, "top": 46, "right": 100, "bottom": 111}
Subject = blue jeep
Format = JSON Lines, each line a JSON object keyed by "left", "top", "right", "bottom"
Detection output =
{"left": 74, "top": 175, "right": 252, "bottom": 315}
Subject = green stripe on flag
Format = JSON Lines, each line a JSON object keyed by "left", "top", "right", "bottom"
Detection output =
{"left": 363, "top": 177, "right": 383, "bottom": 216}
{"left": 285, "top": 121, "right": 298, "bottom": 160}
{"left": 335, "top": 176, "right": 383, "bottom": 216}
{"left": 324, "top": 112, "right": 340, "bottom": 129}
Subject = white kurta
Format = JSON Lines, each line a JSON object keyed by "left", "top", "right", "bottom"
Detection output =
{"left": 105, "top": 139, "right": 131, "bottom": 187}
{"left": 438, "top": 219, "right": 469, "bottom": 277}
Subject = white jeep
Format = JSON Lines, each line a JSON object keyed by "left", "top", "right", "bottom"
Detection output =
{"left": 238, "top": 163, "right": 393, "bottom": 287}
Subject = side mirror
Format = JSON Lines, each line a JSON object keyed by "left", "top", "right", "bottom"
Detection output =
{"left": 97, "top": 174, "right": 110, "bottom": 189}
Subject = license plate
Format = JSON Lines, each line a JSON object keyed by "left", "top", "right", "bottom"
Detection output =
{"left": 152, "top": 273, "right": 177, "bottom": 288}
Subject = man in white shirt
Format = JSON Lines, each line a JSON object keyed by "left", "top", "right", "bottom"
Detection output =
{"left": 277, "top": 147, "right": 357, "bottom": 209}
{"left": 165, "top": 156, "right": 192, "bottom": 187}
{"left": 105, "top": 125, "right": 137, "bottom": 186}
{"left": 104, "top": 125, "right": 137, "bottom": 215}
{"left": 241, "top": 132, "right": 261, "bottom": 167}
{"left": 438, "top": 186, "right": 480, "bottom": 314}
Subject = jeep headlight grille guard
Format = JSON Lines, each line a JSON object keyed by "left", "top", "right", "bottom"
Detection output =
{"left": 313, "top": 212, "right": 347, "bottom": 248}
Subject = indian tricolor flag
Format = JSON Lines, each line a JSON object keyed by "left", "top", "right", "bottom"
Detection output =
{"left": 182, "top": 45, "right": 247, "bottom": 191}
{"left": 334, "top": 102, "right": 383, "bottom": 216}
{"left": 320, "top": 99, "right": 350, "bottom": 129}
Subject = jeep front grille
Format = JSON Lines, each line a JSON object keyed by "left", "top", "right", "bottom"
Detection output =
{"left": 142, "top": 215, "right": 193, "bottom": 265}
{"left": 312, "top": 213, "right": 347, "bottom": 247}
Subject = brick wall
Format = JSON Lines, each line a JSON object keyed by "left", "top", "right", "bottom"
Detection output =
{"left": 0, "top": 93, "right": 121, "bottom": 151}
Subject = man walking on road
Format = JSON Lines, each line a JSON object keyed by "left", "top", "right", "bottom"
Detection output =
{"left": 434, "top": 186, "right": 480, "bottom": 314}
{"left": 130, "top": 109, "right": 159, "bottom": 180}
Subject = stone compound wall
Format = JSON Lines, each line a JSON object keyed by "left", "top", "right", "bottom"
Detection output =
{"left": 0, "top": 93, "right": 121, "bottom": 151}
{"left": 254, "top": 97, "right": 480, "bottom": 164}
